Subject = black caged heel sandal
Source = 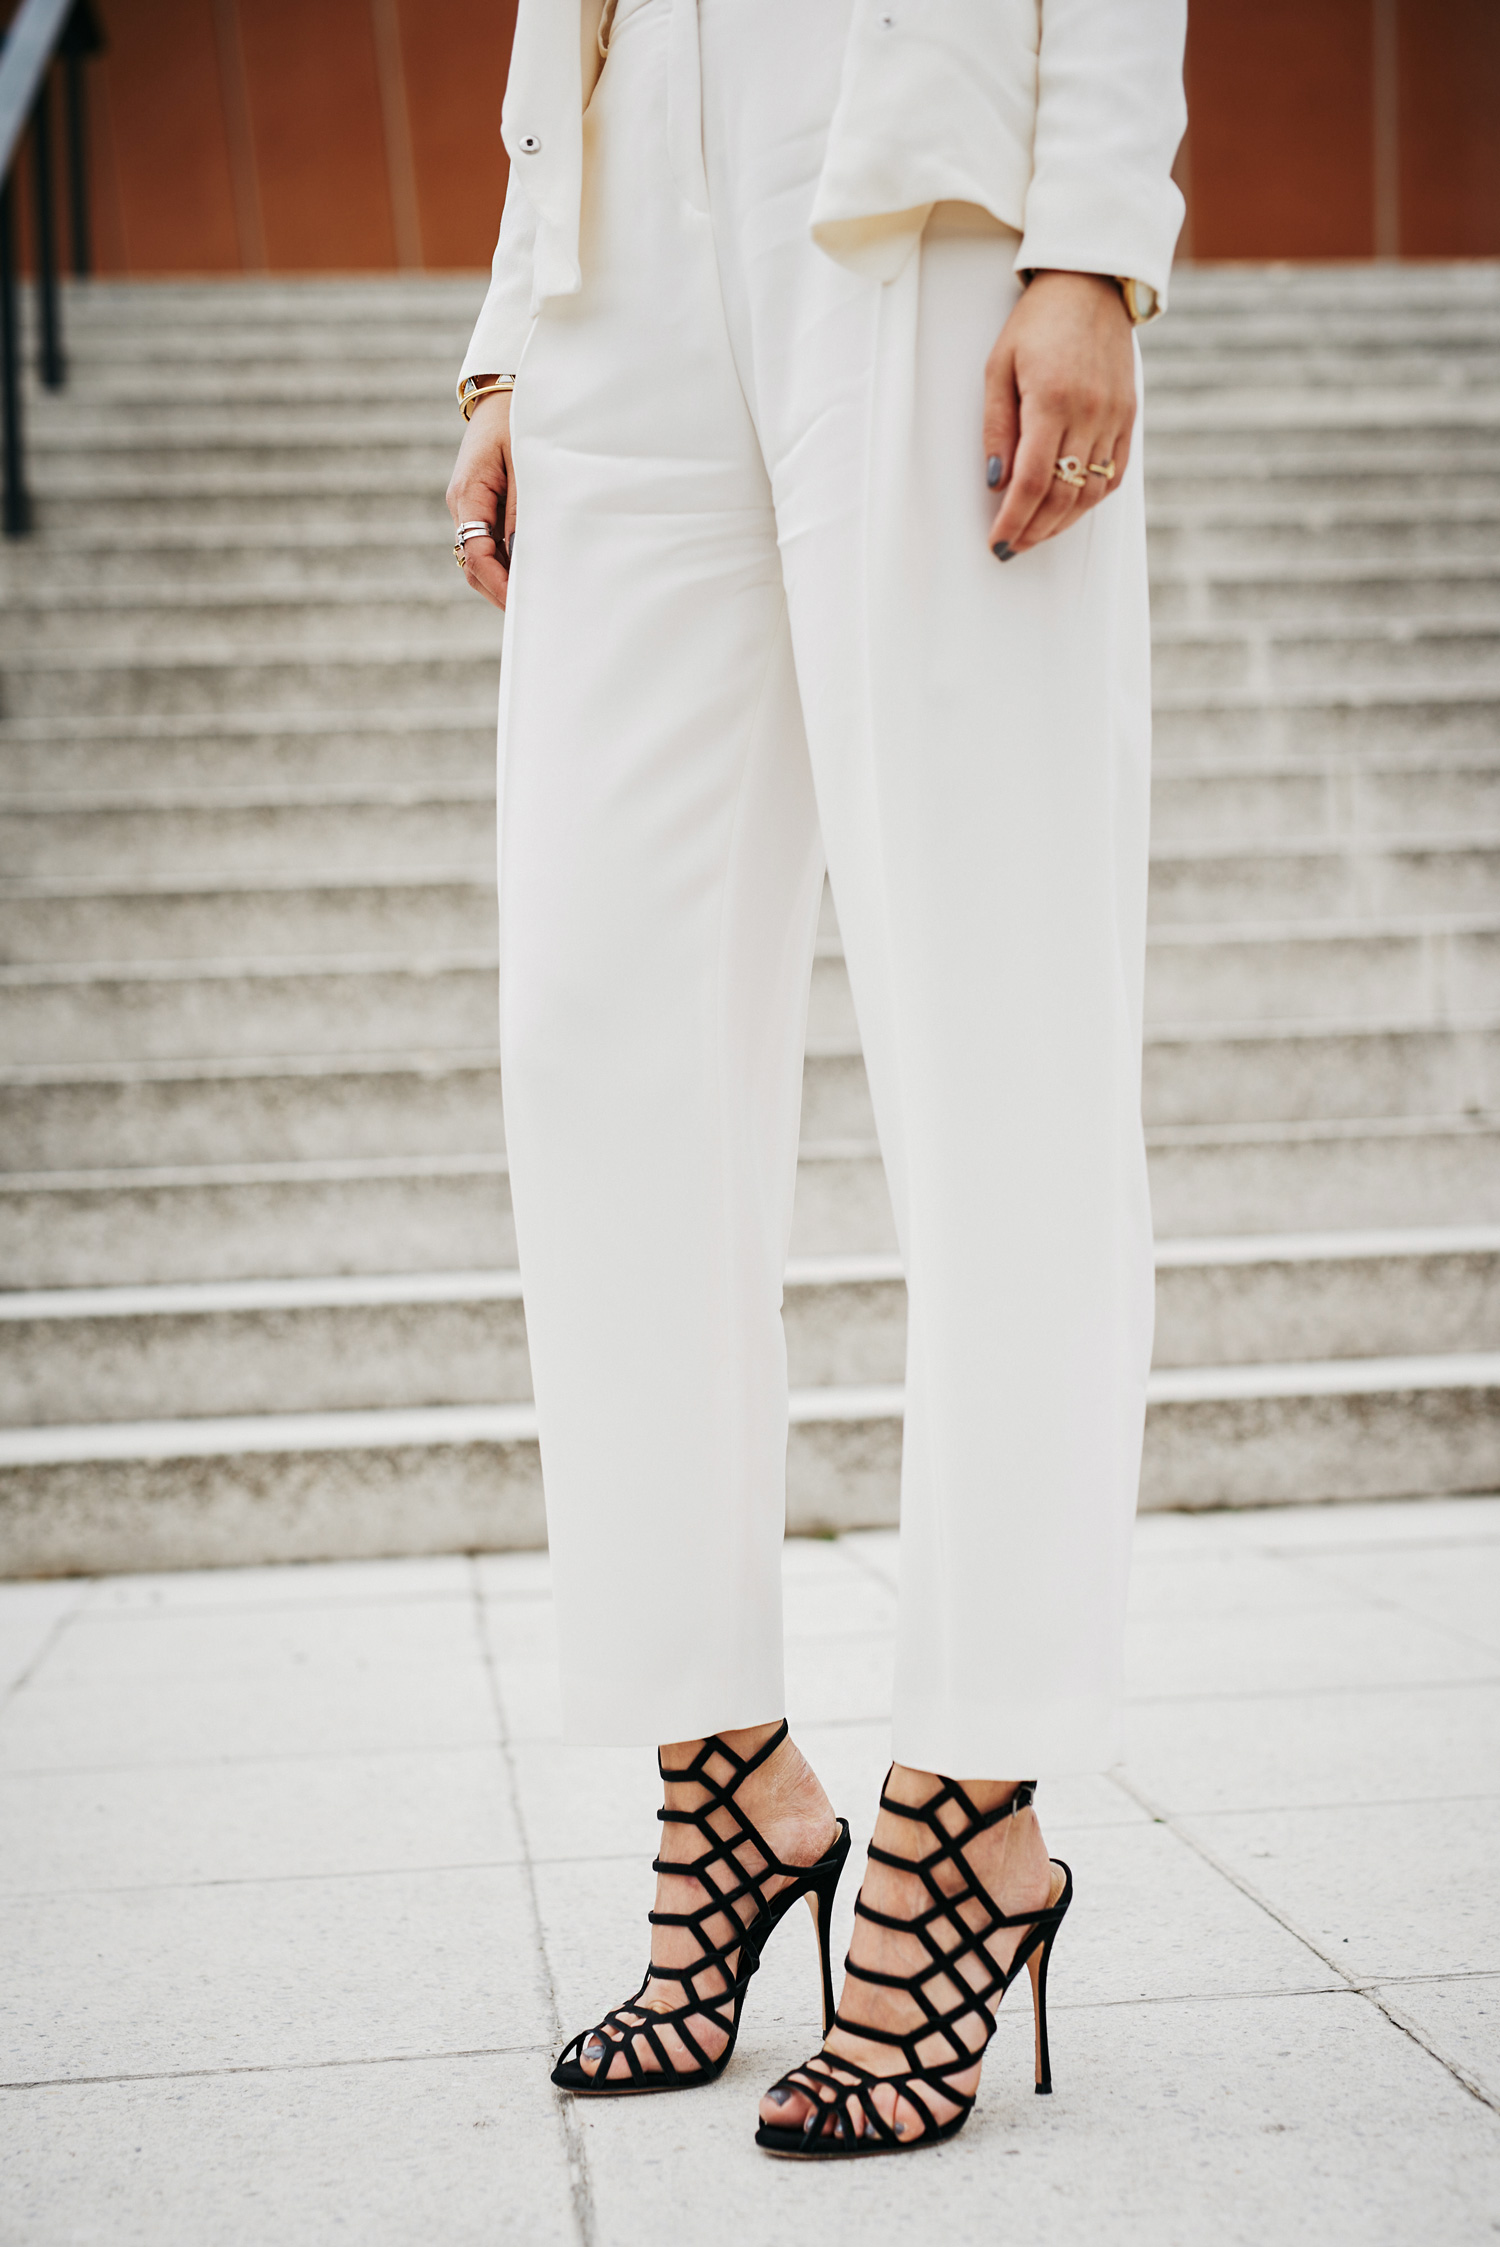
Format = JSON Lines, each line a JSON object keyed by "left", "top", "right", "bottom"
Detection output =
{"left": 755, "top": 1775, "right": 1072, "bottom": 2157}
{"left": 551, "top": 1720, "right": 851, "bottom": 2095}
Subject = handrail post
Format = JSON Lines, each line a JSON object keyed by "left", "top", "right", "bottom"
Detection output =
{"left": 0, "top": 172, "right": 30, "bottom": 535}
{"left": 32, "top": 68, "right": 65, "bottom": 388}
{"left": 0, "top": 0, "right": 105, "bottom": 537}
{"left": 62, "top": 33, "right": 89, "bottom": 276}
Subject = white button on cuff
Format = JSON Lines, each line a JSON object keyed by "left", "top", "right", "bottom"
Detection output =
{"left": 518, "top": 134, "right": 542, "bottom": 153}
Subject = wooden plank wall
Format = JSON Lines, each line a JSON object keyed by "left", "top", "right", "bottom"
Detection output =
{"left": 1180, "top": 0, "right": 1500, "bottom": 259}
{"left": 9, "top": 0, "right": 1500, "bottom": 273}
{"left": 38, "top": 0, "right": 519, "bottom": 274}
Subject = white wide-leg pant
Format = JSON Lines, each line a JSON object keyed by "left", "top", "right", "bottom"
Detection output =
{"left": 499, "top": 0, "right": 1155, "bottom": 1775}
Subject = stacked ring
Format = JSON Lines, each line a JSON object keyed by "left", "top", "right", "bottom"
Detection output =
{"left": 1088, "top": 460, "right": 1116, "bottom": 481}
{"left": 453, "top": 521, "right": 498, "bottom": 569}
{"left": 1053, "top": 456, "right": 1087, "bottom": 488}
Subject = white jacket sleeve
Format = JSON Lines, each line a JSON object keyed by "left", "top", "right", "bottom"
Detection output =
{"left": 1016, "top": 0, "right": 1187, "bottom": 303}
{"left": 457, "top": 167, "right": 540, "bottom": 396}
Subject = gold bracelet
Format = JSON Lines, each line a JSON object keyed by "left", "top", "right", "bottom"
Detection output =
{"left": 461, "top": 375, "right": 516, "bottom": 422}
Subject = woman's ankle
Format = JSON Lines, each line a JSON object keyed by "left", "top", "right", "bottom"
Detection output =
{"left": 657, "top": 1723, "right": 836, "bottom": 1869}
{"left": 887, "top": 1764, "right": 1027, "bottom": 1810}
{"left": 658, "top": 1720, "right": 784, "bottom": 1769}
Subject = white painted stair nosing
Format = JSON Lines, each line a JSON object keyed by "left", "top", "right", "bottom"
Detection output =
{"left": 2, "top": 1356, "right": 1496, "bottom": 1471}
{"left": 1153, "top": 1223, "right": 1500, "bottom": 1267}
{"left": 1145, "top": 1353, "right": 1500, "bottom": 1404}
{"left": 2, "top": 1228, "right": 1496, "bottom": 1325}
{"left": 0, "top": 1402, "right": 541, "bottom": 1466}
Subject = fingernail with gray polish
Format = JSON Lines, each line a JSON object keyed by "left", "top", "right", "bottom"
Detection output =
{"left": 992, "top": 540, "right": 1015, "bottom": 562}
{"left": 986, "top": 456, "right": 1004, "bottom": 488}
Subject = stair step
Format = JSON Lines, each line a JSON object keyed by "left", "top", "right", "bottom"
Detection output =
{"left": 0, "top": 595, "right": 500, "bottom": 657}
{"left": 1142, "top": 1351, "right": 1500, "bottom": 1510}
{"left": 7, "top": 513, "right": 1499, "bottom": 583}
{"left": 2, "top": 878, "right": 1492, "bottom": 1020}
{"left": 1147, "top": 473, "right": 1500, "bottom": 511}
{"left": 5, "top": 627, "right": 1497, "bottom": 722}
{"left": 6, "top": 546, "right": 1500, "bottom": 617}
{"left": 27, "top": 478, "right": 1495, "bottom": 540}
{"left": 4, "top": 692, "right": 1494, "bottom": 793}
{"left": 38, "top": 345, "right": 1500, "bottom": 395}
{"left": 25, "top": 378, "right": 1500, "bottom": 434}
{"left": 1153, "top": 692, "right": 1500, "bottom": 764}
{"left": 0, "top": 874, "right": 499, "bottom": 966}
{"left": 4, "top": 942, "right": 1494, "bottom": 1108}
{"left": 1143, "top": 918, "right": 1500, "bottom": 1024}
{"left": 3, "top": 801, "right": 1492, "bottom": 916}
{"left": 0, "top": 714, "right": 494, "bottom": 795}
{"left": 0, "top": 794, "right": 496, "bottom": 879}
{"left": 1152, "top": 573, "right": 1500, "bottom": 626}
{"left": 1149, "top": 519, "right": 1500, "bottom": 568}
{"left": 8, "top": 759, "right": 1491, "bottom": 853}
{"left": 2, "top": 1352, "right": 1494, "bottom": 1575}
{"left": 0, "top": 1054, "right": 505, "bottom": 1171}
{"left": 1140, "top": 1116, "right": 1500, "bottom": 1240}
{"left": 0, "top": 1153, "right": 521, "bottom": 1287}
{"left": 1149, "top": 760, "right": 1500, "bottom": 841}
{"left": 0, "top": 963, "right": 503, "bottom": 1064}
{"left": 0, "top": 547, "right": 460, "bottom": 600}
{"left": 0, "top": 649, "right": 501, "bottom": 720}
{"left": 5, "top": 971, "right": 1496, "bottom": 1165}
{"left": 3, "top": 1119, "right": 1496, "bottom": 1290}
{"left": 800, "top": 1024, "right": 1500, "bottom": 1135}
{"left": 2, "top": 1231, "right": 1495, "bottom": 1427}
{"left": 1146, "top": 836, "right": 1500, "bottom": 922}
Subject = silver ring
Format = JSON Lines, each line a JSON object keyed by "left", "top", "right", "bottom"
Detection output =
{"left": 457, "top": 524, "right": 498, "bottom": 547}
{"left": 455, "top": 521, "right": 493, "bottom": 535}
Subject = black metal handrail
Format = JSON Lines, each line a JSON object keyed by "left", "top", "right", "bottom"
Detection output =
{"left": 0, "top": 0, "right": 103, "bottom": 536}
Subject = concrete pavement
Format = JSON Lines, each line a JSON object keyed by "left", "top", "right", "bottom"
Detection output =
{"left": 3, "top": 1497, "right": 1499, "bottom": 2244}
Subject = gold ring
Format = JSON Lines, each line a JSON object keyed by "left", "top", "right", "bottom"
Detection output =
{"left": 1053, "top": 456, "right": 1087, "bottom": 488}
{"left": 1088, "top": 460, "right": 1116, "bottom": 481}
{"left": 453, "top": 542, "right": 468, "bottom": 569}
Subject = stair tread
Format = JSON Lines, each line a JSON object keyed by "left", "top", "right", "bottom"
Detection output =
{"left": 4, "top": 1351, "right": 1496, "bottom": 1469}
{"left": 4, "top": 1109, "right": 1494, "bottom": 1193}
{"left": 4, "top": 1226, "right": 1494, "bottom": 1320}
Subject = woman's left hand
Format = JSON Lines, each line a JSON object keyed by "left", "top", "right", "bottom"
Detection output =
{"left": 983, "top": 270, "right": 1137, "bottom": 559}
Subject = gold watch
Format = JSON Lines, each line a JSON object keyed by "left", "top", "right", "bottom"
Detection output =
{"left": 1115, "top": 278, "right": 1161, "bottom": 326}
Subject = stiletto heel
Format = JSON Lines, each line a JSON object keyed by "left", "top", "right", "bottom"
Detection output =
{"left": 551, "top": 1720, "right": 850, "bottom": 2095}
{"left": 805, "top": 1849, "right": 843, "bottom": 2036}
{"left": 1027, "top": 1916, "right": 1060, "bottom": 2093}
{"left": 756, "top": 1777, "right": 1072, "bottom": 2157}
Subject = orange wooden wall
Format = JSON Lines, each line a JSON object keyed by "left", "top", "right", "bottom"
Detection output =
{"left": 10, "top": 0, "right": 1500, "bottom": 272}
{"left": 1181, "top": 0, "right": 1500, "bottom": 259}
{"left": 41, "top": 0, "right": 518, "bottom": 275}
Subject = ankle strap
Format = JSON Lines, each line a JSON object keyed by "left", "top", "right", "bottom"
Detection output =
{"left": 876, "top": 1774, "right": 1036, "bottom": 1833}
{"left": 658, "top": 1718, "right": 789, "bottom": 1790}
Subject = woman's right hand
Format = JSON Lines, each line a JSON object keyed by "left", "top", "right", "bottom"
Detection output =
{"left": 446, "top": 389, "right": 517, "bottom": 610}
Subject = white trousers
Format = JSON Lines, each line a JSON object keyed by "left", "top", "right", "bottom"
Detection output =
{"left": 500, "top": 0, "right": 1156, "bottom": 1775}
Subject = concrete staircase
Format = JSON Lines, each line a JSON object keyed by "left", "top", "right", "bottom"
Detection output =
{"left": 1, "top": 266, "right": 1497, "bottom": 1573}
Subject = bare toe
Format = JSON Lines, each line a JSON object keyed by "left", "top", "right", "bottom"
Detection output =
{"left": 760, "top": 2080, "right": 812, "bottom": 2128}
